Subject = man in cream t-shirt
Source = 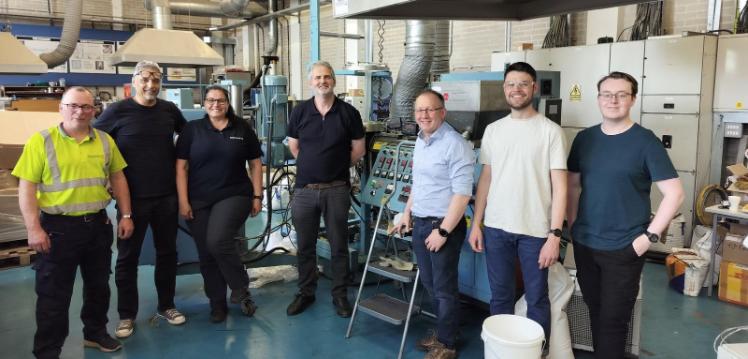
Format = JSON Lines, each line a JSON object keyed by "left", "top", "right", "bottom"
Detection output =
{"left": 468, "top": 62, "right": 567, "bottom": 353}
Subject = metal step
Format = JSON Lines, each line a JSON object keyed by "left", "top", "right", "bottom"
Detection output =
{"left": 358, "top": 293, "right": 419, "bottom": 325}
{"left": 368, "top": 262, "right": 417, "bottom": 283}
{"left": 375, "top": 228, "right": 412, "bottom": 242}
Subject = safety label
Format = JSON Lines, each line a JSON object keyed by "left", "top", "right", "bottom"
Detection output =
{"left": 569, "top": 84, "right": 581, "bottom": 102}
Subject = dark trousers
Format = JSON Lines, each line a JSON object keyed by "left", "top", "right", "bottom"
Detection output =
{"left": 291, "top": 185, "right": 351, "bottom": 298}
{"left": 573, "top": 242, "right": 645, "bottom": 359}
{"left": 33, "top": 210, "right": 113, "bottom": 359}
{"left": 188, "top": 195, "right": 251, "bottom": 310}
{"left": 115, "top": 194, "right": 178, "bottom": 319}
{"left": 412, "top": 216, "right": 466, "bottom": 348}
{"left": 483, "top": 227, "right": 551, "bottom": 344}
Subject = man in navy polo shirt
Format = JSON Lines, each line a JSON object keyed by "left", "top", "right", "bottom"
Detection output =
{"left": 95, "top": 60, "right": 187, "bottom": 338}
{"left": 286, "top": 60, "right": 366, "bottom": 318}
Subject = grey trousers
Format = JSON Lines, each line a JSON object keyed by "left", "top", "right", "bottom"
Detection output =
{"left": 291, "top": 185, "right": 351, "bottom": 298}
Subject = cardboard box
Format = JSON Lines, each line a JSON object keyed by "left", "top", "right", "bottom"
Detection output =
{"left": 719, "top": 261, "right": 748, "bottom": 307}
{"left": 730, "top": 223, "right": 748, "bottom": 236}
{"left": 0, "top": 111, "right": 61, "bottom": 169}
{"left": 726, "top": 164, "right": 748, "bottom": 194}
{"left": 723, "top": 234, "right": 748, "bottom": 266}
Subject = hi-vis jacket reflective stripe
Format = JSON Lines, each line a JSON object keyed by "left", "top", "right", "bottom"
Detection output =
{"left": 37, "top": 128, "right": 112, "bottom": 214}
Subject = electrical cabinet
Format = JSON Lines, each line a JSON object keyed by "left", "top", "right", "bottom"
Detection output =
{"left": 641, "top": 34, "right": 716, "bottom": 247}
{"left": 714, "top": 34, "right": 748, "bottom": 112}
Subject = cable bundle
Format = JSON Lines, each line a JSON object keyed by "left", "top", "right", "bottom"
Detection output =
{"left": 631, "top": 1, "right": 664, "bottom": 40}
{"left": 542, "top": 14, "right": 571, "bottom": 48}
{"left": 739, "top": 1, "right": 748, "bottom": 33}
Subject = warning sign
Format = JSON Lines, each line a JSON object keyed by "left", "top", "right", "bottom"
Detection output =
{"left": 569, "top": 84, "right": 582, "bottom": 102}
{"left": 737, "top": 101, "right": 744, "bottom": 110}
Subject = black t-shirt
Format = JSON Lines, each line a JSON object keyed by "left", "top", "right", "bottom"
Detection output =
{"left": 94, "top": 98, "right": 186, "bottom": 198}
{"left": 567, "top": 123, "right": 678, "bottom": 250}
{"left": 175, "top": 116, "right": 262, "bottom": 208}
{"left": 287, "top": 96, "right": 365, "bottom": 188}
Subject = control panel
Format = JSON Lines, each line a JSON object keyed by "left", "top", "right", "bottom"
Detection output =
{"left": 361, "top": 144, "right": 414, "bottom": 212}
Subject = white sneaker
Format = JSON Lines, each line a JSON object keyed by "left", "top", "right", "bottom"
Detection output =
{"left": 115, "top": 319, "right": 134, "bottom": 338}
{"left": 157, "top": 308, "right": 186, "bottom": 325}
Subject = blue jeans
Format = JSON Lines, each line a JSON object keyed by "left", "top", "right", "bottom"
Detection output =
{"left": 483, "top": 226, "right": 550, "bottom": 343}
{"left": 412, "top": 216, "right": 466, "bottom": 348}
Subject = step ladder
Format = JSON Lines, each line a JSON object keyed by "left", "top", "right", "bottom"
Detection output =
{"left": 346, "top": 201, "right": 421, "bottom": 359}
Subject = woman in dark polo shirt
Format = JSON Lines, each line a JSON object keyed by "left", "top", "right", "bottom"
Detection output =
{"left": 176, "top": 85, "right": 263, "bottom": 323}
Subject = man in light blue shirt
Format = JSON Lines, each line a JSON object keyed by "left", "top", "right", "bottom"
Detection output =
{"left": 391, "top": 89, "right": 474, "bottom": 359}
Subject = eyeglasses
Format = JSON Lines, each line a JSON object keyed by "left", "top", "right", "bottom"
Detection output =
{"left": 415, "top": 107, "right": 443, "bottom": 115}
{"left": 62, "top": 103, "right": 96, "bottom": 112}
{"left": 137, "top": 70, "right": 162, "bottom": 83}
{"left": 504, "top": 81, "right": 533, "bottom": 89}
{"left": 205, "top": 98, "right": 228, "bottom": 105}
{"left": 598, "top": 92, "right": 632, "bottom": 101}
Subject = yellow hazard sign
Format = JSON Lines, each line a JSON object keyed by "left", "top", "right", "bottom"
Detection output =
{"left": 569, "top": 84, "right": 582, "bottom": 102}
{"left": 737, "top": 101, "right": 744, "bottom": 110}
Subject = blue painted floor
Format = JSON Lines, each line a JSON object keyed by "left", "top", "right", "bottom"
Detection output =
{"left": 0, "top": 260, "right": 746, "bottom": 359}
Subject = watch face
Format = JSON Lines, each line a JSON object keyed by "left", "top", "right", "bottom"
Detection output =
{"left": 438, "top": 228, "right": 449, "bottom": 237}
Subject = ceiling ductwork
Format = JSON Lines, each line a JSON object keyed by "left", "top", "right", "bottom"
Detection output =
{"left": 39, "top": 0, "right": 82, "bottom": 68}
{"left": 110, "top": 0, "right": 227, "bottom": 66}
{"left": 333, "top": 0, "right": 654, "bottom": 20}
{"left": 0, "top": 32, "right": 48, "bottom": 74}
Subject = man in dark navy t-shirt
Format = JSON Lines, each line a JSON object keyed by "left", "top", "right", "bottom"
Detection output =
{"left": 285, "top": 60, "right": 365, "bottom": 318}
{"left": 94, "top": 60, "right": 187, "bottom": 338}
{"left": 567, "top": 72, "right": 684, "bottom": 359}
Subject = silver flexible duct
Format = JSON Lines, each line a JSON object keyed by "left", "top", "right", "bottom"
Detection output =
{"left": 431, "top": 20, "right": 450, "bottom": 75}
{"left": 39, "top": 0, "right": 82, "bottom": 68}
{"left": 390, "top": 20, "right": 440, "bottom": 121}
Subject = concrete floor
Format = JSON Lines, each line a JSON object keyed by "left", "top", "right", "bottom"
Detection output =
{"left": 0, "top": 259, "right": 746, "bottom": 358}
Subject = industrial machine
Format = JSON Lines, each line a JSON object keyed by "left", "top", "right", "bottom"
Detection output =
{"left": 257, "top": 75, "right": 289, "bottom": 168}
{"left": 433, "top": 70, "right": 561, "bottom": 140}
{"left": 339, "top": 63, "right": 393, "bottom": 132}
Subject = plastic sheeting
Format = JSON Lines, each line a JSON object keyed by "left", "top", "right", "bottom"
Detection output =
{"left": 515, "top": 262, "right": 575, "bottom": 359}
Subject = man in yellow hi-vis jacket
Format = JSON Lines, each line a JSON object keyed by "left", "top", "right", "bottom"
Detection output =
{"left": 13, "top": 86, "right": 134, "bottom": 358}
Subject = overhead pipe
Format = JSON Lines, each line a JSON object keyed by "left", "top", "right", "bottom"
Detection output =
{"left": 150, "top": 0, "right": 174, "bottom": 30}
{"left": 208, "top": 0, "right": 333, "bottom": 32}
{"left": 264, "top": 0, "right": 278, "bottom": 57}
{"left": 39, "top": 0, "right": 82, "bottom": 68}
{"left": 145, "top": 0, "right": 266, "bottom": 19}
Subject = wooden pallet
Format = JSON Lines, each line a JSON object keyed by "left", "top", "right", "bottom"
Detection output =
{"left": 0, "top": 245, "right": 37, "bottom": 269}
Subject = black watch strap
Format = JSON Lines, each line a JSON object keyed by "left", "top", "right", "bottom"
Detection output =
{"left": 438, "top": 227, "right": 450, "bottom": 238}
{"left": 548, "top": 228, "right": 562, "bottom": 238}
{"left": 645, "top": 231, "right": 659, "bottom": 243}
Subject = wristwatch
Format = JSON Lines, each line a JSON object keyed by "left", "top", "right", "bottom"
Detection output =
{"left": 121, "top": 213, "right": 132, "bottom": 219}
{"left": 437, "top": 227, "right": 450, "bottom": 238}
{"left": 644, "top": 231, "right": 659, "bottom": 243}
{"left": 548, "top": 228, "right": 562, "bottom": 238}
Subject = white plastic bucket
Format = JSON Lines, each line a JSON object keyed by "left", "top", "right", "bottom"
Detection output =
{"left": 481, "top": 314, "right": 545, "bottom": 359}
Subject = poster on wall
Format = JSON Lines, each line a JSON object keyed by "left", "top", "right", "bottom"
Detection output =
{"left": 167, "top": 68, "right": 197, "bottom": 82}
{"left": 18, "top": 37, "right": 67, "bottom": 73}
{"left": 69, "top": 40, "right": 116, "bottom": 74}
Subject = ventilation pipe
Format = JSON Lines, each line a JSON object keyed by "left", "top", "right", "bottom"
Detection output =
{"left": 390, "top": 20, "right": 450, "bottom": 121}
{"left": 39, "top": 0, "right": 82, "bottom": 68}
{"left": 160, "top": 0, "right": 266, "bottom": 18}
{"left": 263, "top": 0, "right": 278, "bottom": 57}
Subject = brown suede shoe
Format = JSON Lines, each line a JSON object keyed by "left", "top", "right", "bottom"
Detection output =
{"left": 424, "top": 346, "right": 457, "bottom": 359}
{"left": 416, "top": 330, "right": 441, "bottom": 352}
